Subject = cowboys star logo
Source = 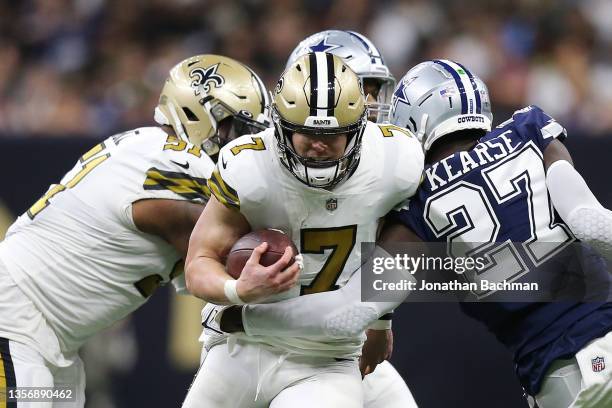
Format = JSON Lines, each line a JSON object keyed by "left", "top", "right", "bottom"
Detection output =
{"left": 189, "top": 64, "right": 225, "bottom": 96}
{"left": 392, "top": 77, "right": 415, "bottom": 112}
{"left": 308, "top": 36, "right": 340, "bottom": 53}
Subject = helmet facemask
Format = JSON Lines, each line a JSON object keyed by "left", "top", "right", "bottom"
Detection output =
{"left": 273, "top": 52, "right": 367, "bottom": 190}
{"left": 205, "top": 99, "right": 271, "bottom": 156}
{"left": 363, "top": 76, "right": 396, "bottom": 123}
{"left": 272, "top": 105, "right": 366, "bottom": 190}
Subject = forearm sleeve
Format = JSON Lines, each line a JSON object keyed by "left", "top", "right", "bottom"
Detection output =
{"left": 547, "top": 160, "right": 612, "bottom": 260}
{"left": 241, "top": 246, "right": 413, "bottom": 338}
{"left": 242, "top": 269, "right": 396, "bottom": 338}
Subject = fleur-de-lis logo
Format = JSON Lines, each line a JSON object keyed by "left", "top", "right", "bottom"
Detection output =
{"left": 189, "top": 64, "right": 225, "bottom": 96}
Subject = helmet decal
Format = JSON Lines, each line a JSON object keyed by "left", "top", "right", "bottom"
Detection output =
{"left": 189, "top": 64, "right": 225, "bottom": 96}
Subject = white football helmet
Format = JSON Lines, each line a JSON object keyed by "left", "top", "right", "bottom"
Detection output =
{"left": 391, "top": 59, "right": 493, "bottom": 152}
{"left": 287, "top": 30, "right": 395, "bottom": 123}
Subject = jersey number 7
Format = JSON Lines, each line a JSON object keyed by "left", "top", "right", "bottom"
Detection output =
{"left": 300, "top": 225, "right": 357, "bottom": 295}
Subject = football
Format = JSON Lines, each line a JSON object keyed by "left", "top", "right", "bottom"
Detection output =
{"left": 225, "top": 229, "right": 298, "bottom": 279}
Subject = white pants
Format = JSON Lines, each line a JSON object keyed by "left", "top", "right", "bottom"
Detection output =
{"left": 0, "top": 259, "right": 86, "bottom": 407}
{"left": 532, "top": 330, "right": 612, "bottom": 408}
{"left": 0, "top": 338, "right": 86, "bottom": 408}
{"left": 183, "top": 338, "right": 363, "bottom": 408}
{"left": 363, "top": 360, "right": 418, "bottom": 408}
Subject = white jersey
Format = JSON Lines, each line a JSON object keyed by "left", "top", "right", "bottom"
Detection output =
{"left": 0, "top": 127, "right": 214, "bottom": 363}
{"left": 205, "top": 122, "right": 423, "bottom": 358}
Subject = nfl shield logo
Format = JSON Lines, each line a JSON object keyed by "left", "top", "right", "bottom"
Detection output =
{"left": 326, "top": 198, "right": 338, "bottom": 211}
{"left": 592, "top": 356, "right": 605, "bottom": 372}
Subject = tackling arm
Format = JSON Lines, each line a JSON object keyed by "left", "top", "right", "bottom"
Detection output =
{"left": 221, "top": 220, "right": 422, "bottom": 338}
{"left": 544, "top": 140, "right": 612, "bottom": 260}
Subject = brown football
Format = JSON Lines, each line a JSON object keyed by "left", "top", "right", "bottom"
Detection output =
{"left": 225, "top": 229, "right": 298, "bottom": 279}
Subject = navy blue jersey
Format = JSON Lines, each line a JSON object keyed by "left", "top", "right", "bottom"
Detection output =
{"left": 394, "top": 105, "right": 612, "bottom": 394}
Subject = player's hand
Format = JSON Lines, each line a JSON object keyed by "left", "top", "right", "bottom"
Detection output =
{"left": 236, "top": 242, "right": 300, "bottom": 303}
{"left": 359, "top": 329, "right": 394, "bottom": 378}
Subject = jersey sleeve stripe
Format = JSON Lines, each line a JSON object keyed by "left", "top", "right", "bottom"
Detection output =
{"left": 143, "top": 168, "right": 210, "bottom": 201}
{"left": 207, "top": 167, "right": 240, "bottom": 209}
{"left": 0, "top": 338, "right": 17, "bottom": 408}
{"left": 210, "top": 168, "right": 239, "bottom": 202}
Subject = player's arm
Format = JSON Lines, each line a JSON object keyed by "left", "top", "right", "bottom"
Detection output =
{"left": 185, "top": 195, "right": 300, "bottom": 304}
{"left": 544, "top": 140, "right": 612, "bottom": 259}
{"left": 220, "top": 219, "right": 422, "bottom": 338}
{"left": 132, "top": 199, "right": 204, "bottom": 258}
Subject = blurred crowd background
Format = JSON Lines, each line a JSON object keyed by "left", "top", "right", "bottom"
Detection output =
{"left": 1, "top": 2, "right": 611, "bottom": 407}
{"left": 1, "top": 0, "right": 611, "bottom": 139}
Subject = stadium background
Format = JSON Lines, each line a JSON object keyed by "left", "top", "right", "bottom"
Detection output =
{"left": 1, "top": 1, "right": 611, "bottom": 407}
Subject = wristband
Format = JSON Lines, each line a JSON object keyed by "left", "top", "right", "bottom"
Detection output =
{"left": 367, "top": 319, "right": 392, "bottom": 330}
{"left": 223, "top": 279, "right": 246, "bottom": 305}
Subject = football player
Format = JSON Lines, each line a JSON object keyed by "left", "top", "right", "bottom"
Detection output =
{"left": 286, "top": 30, "right": 395, "bottom": 123}
{"left": 217, "top": 60, "right": 612, "bottom": 407}
{"left": 183, "top": 52, "right": 423, "bottom": 407}
{"left": 386, "top": 60, "right": 612, "bottom": 408}
{"left": 284, "top": 29, "right": 416, "bottom": 407}
{"left": 198, "top": 29, "right": 416, "bottom": 408}
{"left": 0, "top": 54, "right": 269, "bottom": 407}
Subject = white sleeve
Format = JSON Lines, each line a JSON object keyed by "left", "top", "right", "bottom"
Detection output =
{"left": 241, "top": 246, "right": 413, "bottom": 338}
{"left": 242, "top": 269, "right": 396, "bottom": 338}
{"left": 546, "top": 160, "right": 612, "bottom": 260}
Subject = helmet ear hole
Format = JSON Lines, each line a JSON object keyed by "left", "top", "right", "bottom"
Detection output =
{"left": 182, "top": 107, "right": 199, "bottom": 121}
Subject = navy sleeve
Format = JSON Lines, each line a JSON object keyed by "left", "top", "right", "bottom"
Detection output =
{"left": 511, "top": 105, "right": 567, "bottom": 152}
{"left": 388, "top": 193, "right": 432, "bottom": 241}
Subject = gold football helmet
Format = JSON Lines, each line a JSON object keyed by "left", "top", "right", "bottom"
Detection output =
{"left": 272, "top": 52, "right": 367, "bottom": 189}
{"left": 155, "top": 54, "right": 270, "bottom": 156}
